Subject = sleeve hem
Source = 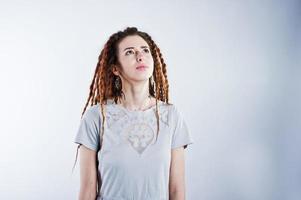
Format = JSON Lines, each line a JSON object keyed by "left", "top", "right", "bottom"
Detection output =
{"left": 171, "top": 141, "right": 193, "bottom": 150}
{"left": 74, "top": 141, "right": 98, "bottom": 152}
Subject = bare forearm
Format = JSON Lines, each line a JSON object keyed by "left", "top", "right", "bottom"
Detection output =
{"left": 169, "top": 191, "right": 185, "bottom": 200}
{"left": 78, "top": 187, "right": 97, "bottom": 200}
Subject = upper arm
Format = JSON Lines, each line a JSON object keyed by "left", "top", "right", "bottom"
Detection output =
{"left": 169, "top": 146, "right": 185, "bottom": 196}
{"left": 79, "top": 145, "right": 98, "bottom": 198}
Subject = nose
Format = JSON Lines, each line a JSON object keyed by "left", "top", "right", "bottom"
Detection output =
{"left": 135, "top": 51, "right": 144, "bottom": 62}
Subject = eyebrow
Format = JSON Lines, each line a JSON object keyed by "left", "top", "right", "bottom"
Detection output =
{"left": 123, "top": 46, "right": 149, "bottom": 52}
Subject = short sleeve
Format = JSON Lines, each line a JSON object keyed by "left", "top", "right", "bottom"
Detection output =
{"left": 74, "top": 105, "right": 102, "bottom": 152}
{"left": 171, "top": 105, "right": 194, "bottom": 150}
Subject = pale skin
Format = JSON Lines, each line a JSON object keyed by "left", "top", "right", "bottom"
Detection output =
{"left": 78, "top": 35, "right": 186, "bottom": 200}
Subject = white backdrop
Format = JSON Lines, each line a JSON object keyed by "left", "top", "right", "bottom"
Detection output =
{"left": 0, "top": 0, "right": 300, "bottom": 199}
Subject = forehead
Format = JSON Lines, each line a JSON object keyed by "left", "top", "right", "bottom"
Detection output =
{"left": 118, "top": 35, "right": 149, "bottom": 50}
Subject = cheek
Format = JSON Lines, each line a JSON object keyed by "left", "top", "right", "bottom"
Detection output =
{"left": 119, "top": 57, "right": 133, "bottom": 69}
{"left": 147, "top": 54, "right": 154, "bottom": 64}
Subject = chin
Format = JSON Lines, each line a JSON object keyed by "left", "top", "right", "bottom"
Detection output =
{"left": 135, "top": 78, "right": 150, "bottom": 82}
{"left": 131, "top": 77, "right": 151, "bottom": 82}
{"left": 132, "top": 73, "right": 152, "bottom": 81}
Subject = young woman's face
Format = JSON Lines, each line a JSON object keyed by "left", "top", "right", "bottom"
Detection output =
{"left": 115, "top": 35, "right": 154, "bottom": 83}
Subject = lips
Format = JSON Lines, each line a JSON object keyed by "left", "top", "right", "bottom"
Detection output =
{"left": 136, "top": 65, "right": 148, "bottom": 70}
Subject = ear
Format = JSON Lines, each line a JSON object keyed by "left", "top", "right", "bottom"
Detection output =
{"left": 111, "top": 65, "right": 120, "bottom": 76}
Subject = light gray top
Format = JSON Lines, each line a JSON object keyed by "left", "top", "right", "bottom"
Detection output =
{"left": 74, "top": 99, "right": 193, "bottom": 200}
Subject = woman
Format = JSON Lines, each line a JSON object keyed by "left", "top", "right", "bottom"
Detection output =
{"left": 73, "top": 27, "right": 193, "bottom": 200}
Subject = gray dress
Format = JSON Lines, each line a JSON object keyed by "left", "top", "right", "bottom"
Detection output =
{"left": 74, "top": 99, "right": 193, "bottom": 200}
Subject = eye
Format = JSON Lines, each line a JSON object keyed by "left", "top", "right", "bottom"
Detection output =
{"left": 125, "top": 50, "right": 134, "bottom": 55}
{"left": 143, "top": 48, "right": 150, "bottom": 53}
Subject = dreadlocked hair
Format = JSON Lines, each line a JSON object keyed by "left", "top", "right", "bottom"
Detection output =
{"left": 71, "top": 27, "right": 171, "bottom": 174}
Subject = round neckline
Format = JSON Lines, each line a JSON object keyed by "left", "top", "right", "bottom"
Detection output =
{"left": 107, "top": 99, "right": 163, "bottom": 113}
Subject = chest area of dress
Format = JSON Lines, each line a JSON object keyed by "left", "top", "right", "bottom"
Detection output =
{"left": 99, "top": 105, "right": 172, "bottom": 159}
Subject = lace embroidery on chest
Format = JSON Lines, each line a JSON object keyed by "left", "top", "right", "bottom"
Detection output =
{"left": 105, "top": 106, "right": 127, "bottom": 129}
{"left": 125, "top": 123, "right": 154, "bottom": 154}
{"left": 105, "top": 102, "right": 170, "bottom": 154}
{"left": 158, "top": 108, "right": 169, "bottom": 126}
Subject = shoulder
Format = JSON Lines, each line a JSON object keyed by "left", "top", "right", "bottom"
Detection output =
{"left": 164, "top": 103, "right": 187, "bottom": 124}
{"left": 160, "top": 101, "right": 181, "bottom": 115}
{"left": 158, "top": 101, "right": 184, "bottom": 122}
{"left": 82, "top": 103, "right": 102, "bottom": 120}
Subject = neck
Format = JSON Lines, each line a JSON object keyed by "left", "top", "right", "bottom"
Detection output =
{"left": 118, "top": 80, "right": 153, "bottom": 111}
